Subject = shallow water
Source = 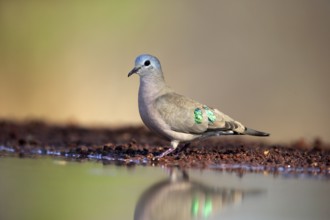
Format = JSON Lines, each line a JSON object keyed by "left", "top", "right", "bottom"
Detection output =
{"left": 0, "top": 157, "right": 329, "bottom": 220}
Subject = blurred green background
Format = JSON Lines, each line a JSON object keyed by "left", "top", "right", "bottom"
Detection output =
{"left": 0, "top": 0, "right": 329, "bottom": 142}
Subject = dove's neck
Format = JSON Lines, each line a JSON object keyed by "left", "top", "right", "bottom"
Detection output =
{"left": 139, "top": 74, "right": 170, "bottom": 102}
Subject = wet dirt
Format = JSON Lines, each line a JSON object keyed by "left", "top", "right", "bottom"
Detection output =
{"left": 0, "top": 120, "right": 329, "bottom": 176}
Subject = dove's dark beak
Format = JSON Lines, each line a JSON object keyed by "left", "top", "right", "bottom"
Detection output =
{"left": 128, "top": 66, "right": 141, "bottom": 77}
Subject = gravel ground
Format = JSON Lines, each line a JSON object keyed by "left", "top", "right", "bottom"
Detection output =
{"left": 0, "top": 120, "right": 329, "bottom": 176}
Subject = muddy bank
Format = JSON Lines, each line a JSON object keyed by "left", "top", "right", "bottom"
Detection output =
{"left": 0, "top": 120, "right": 329, "bottom": 176}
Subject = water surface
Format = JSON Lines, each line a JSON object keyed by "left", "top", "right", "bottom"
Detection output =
{"left": 0, "top": 157, "right": 329, "bottom": 220}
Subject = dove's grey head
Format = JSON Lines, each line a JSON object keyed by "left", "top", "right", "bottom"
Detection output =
{"left": 128, "top": 54, "right": 163, "bottom": 78}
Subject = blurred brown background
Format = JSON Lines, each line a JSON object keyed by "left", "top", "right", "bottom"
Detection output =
{"left": 0, "top": 0, "right": 329, "bottom": 143}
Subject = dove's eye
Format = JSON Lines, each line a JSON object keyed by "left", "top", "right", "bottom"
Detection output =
{"left": 144, "top": 60, "right": 151, "bottom": 66}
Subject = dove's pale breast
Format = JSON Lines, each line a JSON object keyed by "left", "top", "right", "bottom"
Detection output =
{"left": 138, "top": 77, "right": 199, "bottom": 142}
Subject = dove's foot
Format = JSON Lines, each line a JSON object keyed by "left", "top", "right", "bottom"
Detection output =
{"left": 152, "top": 140, "right": 181, "bottom": 161}
{"left": 152, "top": 147, "right": 176, "bottom": 160}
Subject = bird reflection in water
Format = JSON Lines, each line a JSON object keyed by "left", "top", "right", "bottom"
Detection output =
{"left": 134, "top": 169, "right": 262, "bottom": 220}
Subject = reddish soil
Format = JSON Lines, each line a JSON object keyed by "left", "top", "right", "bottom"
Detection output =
{"left": 0, "top": 120, "right": 329, "bottom": 176}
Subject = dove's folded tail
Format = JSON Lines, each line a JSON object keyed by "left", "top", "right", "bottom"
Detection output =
{"left": 244, "top": 127, "right": 270, "bottom": 136}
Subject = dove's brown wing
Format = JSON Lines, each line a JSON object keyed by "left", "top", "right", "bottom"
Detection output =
{"left": 154, "top": 92, "right": 245, "bottom": 134}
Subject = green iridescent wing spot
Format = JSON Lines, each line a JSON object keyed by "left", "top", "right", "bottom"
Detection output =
{"left": 203, "top": 106, "right": 216, "bottom": 124}
{"left": 194, "top": 108, "right": 203, "bottom": 124}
